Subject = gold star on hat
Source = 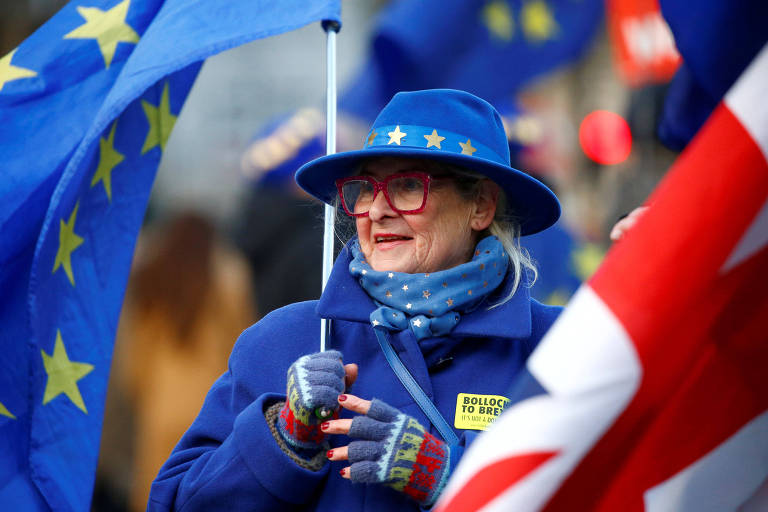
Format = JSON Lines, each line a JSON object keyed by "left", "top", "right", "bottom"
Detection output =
{"left": 424, "top": 129, "right": 445, "bottom": 149}
{"left": 459, "top": 139, "right": 477, "bottom": 155}
{"left": 387, "top": 125, "right": 407, "bottom": 145}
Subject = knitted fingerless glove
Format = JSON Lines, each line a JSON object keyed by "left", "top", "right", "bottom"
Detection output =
{"left": 277, "top": 350, "right": 345, "bottom": 456}
{"left": 347, "top": 399, "right": 452, "bottom": 507}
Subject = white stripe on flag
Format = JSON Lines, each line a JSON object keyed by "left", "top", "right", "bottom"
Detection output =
{"left": 726, "top": 41, "right": 768, "bottom": 160}
{"left": 722, "top": 199, "right": 768, "bottom": 273}
{"left": 438, "top": 286, "right": 641, "bottom": 511}
{"left": 643, "top": 410, "right": 768, "bottom": 512}
{"left": 721, "top": 42, "right": 768, "bottom": 274}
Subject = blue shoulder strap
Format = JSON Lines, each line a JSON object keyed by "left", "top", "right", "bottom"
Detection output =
{"left": 373, "top": 327, "right": 459, "bottom": 446}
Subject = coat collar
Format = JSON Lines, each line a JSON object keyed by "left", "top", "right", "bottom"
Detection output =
{"left": 316, "top": 242, "right": 532, "bottom": 340}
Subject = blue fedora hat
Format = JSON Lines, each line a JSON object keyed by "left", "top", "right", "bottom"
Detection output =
{"left": 295, "top": 89, "right": 560, "bottom": 235}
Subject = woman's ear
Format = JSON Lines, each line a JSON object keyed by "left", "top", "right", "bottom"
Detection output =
{"left": 470, "top": 180, "right": 499, "bottom": 231}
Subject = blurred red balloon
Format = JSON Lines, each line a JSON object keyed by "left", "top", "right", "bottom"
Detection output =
{"left": 579, "top": 110, "right": 632, "bottom": 165}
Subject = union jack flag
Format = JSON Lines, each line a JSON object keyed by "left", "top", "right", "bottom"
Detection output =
{"left": 436, "top": 41, "right": 768, "bottom": 512}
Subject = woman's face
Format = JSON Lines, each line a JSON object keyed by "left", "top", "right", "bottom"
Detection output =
{"left": 354, "top": 158, "right": 498, "bottom": 274}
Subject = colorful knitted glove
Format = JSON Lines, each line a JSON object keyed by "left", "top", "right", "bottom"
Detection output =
{"left": 277, "top": 350, "right": 345, "bottom": 454}
{"left": 347, "top": 399, "right": 451, "bottom": 506}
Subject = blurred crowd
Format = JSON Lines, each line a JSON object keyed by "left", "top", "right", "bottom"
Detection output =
{"left": 2, "top": 0, "right": 685, "bottom": 510}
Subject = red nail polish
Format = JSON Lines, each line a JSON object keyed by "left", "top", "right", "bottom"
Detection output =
{"left": 338, "top": 394, "right": 347, "bottom": 402}
{"left": 339, "top": 468, "right": 346, "bottom": 477}
{"left": 321, "top": 422, "right": 329, "bottom": 430}
{"left": 327, "top": 450, "right": 334, "bottom": 459}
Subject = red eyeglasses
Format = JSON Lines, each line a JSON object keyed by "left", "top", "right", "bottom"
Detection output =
{"left": 335, "top": 172, "right": 436, "bottom": 217}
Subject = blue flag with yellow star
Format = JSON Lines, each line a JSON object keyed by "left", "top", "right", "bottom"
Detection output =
{"left": 523, "top": 219, "right": 604, "bottom": 306}
{"left": 0, "top": 0, "right": 340, "bottom": 510}
{"left": 342, "top": 0, "right": 603, "bottom": 121}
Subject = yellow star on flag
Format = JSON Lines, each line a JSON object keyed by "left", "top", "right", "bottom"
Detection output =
{"left": 0, "top": 48, "right": 37, "bottom": 93}
{"left": 387, "top": 125, "right": 407, "bottom": 145}
{"left": 459, "top": 139, "right": 477, "bottom": 155}
{"left": 481, "top": 0, "right": 514, "bottom": 41}
{"left": 63, "top": 0, "right": 140, "bottom": 69}
{"left": 572, "top": 243, "right": 605, "bottom": 281}
{"left": 521, "top": 0, "right": 559, "bottom": 42}
{"left": 52, "top": 201, "right": 84, "bottom": 286}
{"left": 91, "top": 122, "right": 124, "bottom": 200}
{"left": 0, "top": 401, "right": 15, "bottom": 419}
{"left": 544, "top": 289, "right": 569, "bottom": 306}
{"left": 41, "top": 331, "right": 94, "bottom": 414}
{"left": 424, "top": 129, "right": 446, "bottom": 149}
{"left": 142, "top": 82, "right": 178, "bottom": 154}
{"left": 366, "top": 130, "right": 378, "bottom": 146}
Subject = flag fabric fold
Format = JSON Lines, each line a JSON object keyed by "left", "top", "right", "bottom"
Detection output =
{"left": 437, "top": 40, "right": 768, "bottom": 512}
{"left": 657, "top": 0, "right": 768, "bottom": 150}
{"left": 341, "top": 0, "right": 603, "bottom": 122}
{"left": 0, "top": 1, "right": 340, "bottom": 510}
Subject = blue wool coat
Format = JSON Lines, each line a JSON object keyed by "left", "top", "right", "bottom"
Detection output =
{"left": 148, "top": 245, "right": 562, "bottom": 511}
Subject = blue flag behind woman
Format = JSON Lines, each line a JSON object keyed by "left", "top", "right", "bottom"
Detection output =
{"left": 0, "top": 0, "right": 340, "bottom": 510}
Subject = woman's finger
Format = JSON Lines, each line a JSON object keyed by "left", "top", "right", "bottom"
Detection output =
{"left": 337, "top": 393, "right": 371, "bottom": 415}
{"left": 344, "top": 363, "right": 358, "bottom": 389}
{"left": 326, "top": 445, "right": 348, "bottom": 461}
{"left": 610, "top": 206, "right": 649, "bottom": 241}
{"left": 339, "top": 467, "right": 351, "bottom": 479}
{"left": 321, "top": 418, "right": 353, "bottom": 435}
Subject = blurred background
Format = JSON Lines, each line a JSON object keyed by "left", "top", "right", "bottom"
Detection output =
{"left": 2, "top": 0, "right": 683, "bottom": 509}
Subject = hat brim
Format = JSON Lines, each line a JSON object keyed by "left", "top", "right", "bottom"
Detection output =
{"left": 295, "top": 146, "right": 560, "bottom": 236}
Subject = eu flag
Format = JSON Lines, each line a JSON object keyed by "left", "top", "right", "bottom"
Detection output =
{"left": 658, "top": 0, "right": 768, "bottom": 150}
{"left": 342, "top": 0, "right": 603, "bottom": 121}
{"left": 0, "top": 0, "right": 340, "bottom": 510}
{"left": 523, "top": 220, "right": 596, "bottom": 305}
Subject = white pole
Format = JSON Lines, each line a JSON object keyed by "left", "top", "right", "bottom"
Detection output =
{"left": 320, "top": 21, "right": 340, "bottom": 353}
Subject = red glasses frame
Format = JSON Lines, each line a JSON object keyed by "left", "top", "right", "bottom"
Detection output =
{"left": 335, "top": 172, "right": 434, "bottom": 217}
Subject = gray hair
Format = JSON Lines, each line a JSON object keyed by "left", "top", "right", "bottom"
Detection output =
{"left": 446, "top": 166, "right": 538, "bottom": 307}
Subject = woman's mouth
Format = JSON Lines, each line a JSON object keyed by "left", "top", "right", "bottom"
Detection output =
{"left": 375, "top": 234, "right": 412, "bottom": 244}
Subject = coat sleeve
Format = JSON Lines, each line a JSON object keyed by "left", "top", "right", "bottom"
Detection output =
{"left": 147, "top": 318, "right": 329, "bottom": 511}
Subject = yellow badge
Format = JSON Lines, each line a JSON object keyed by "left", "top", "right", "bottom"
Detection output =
{"left": 454, "top": 393, "right": 510, "bottom": 431}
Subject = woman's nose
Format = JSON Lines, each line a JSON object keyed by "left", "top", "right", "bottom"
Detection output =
{"left": 368, "top": 189, "right": 396, "bottom": 221}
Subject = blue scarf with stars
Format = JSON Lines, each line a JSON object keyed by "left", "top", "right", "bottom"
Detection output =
{"left": 349, "top": 236, "right": 509, "bottom": 340}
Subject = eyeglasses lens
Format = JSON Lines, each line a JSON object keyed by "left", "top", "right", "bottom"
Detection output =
{"left": 387, "top": 176, "right": 426, "bottom": 211}
{"left": 341, "top": 176, "right": 427, "bottom": 214}
{"left": 341, "top": 180, "right": 374, "bottom": 214}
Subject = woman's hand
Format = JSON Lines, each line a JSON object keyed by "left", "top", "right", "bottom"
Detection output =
{"left": 610, "top": 206, "right": 649, "bottom": 242}
{"left": 323, "top": 394, "right": 451, "bottom": 506}
{"left": 277, "top": 351, "right": 357, "bottom": 452}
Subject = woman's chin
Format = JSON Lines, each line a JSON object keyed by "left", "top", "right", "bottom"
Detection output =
{"left": 367, "top": 242, "right": 416, "bottom": 273}
{"left": 368, "top": 253, "right": 417, "bottom": 274}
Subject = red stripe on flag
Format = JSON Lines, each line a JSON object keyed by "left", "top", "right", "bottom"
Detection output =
{"left": 591, "top": 101, "right": 768, "bottom": 350}
{"left": 437, "top": 452, "right": 558, "bottom": 512}
{"left": 540, "top": 103, "right": 768, "bottom": 509}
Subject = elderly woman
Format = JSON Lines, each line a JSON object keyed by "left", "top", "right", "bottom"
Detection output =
{"left": 149, "top": 89, "right": 562, "bottom": 511}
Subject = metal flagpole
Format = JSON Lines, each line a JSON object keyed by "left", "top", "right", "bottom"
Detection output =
{"left": 313, "top": 20, "right": 341, "bottom": 421}
{"left": 320, "top": 20, "right": 340, "bottom": 353}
